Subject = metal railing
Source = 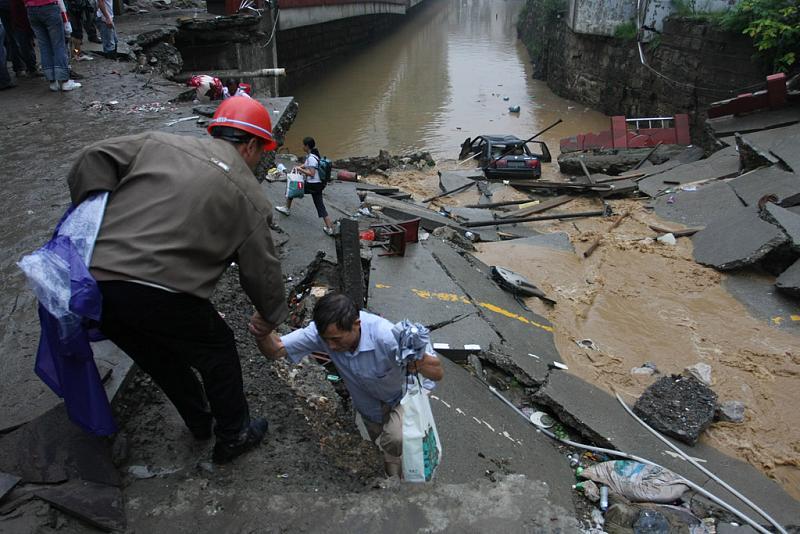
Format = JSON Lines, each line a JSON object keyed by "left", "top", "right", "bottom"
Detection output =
{"left": 625, "top": 116, "right": 674, "bottom": 130}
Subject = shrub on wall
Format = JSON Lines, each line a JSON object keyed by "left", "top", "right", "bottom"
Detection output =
{"left": 722, "top": 0, "right": 799, "bottom": 72}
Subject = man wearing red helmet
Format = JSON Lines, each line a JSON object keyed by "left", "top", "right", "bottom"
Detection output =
{"left": 66, "top": 97, "right": 286, "bottom": 463}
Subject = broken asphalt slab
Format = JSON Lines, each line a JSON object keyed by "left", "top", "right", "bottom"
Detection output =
{"left": 722, "top": 269, "right": 800, "bottom": 331}
{"left": 730, "top": 122, "right": 800, "bottom": 172}
{"left": 438, "top": 170, "right": 476, "bottom": 192}
{"left": 424, "top": 238, "right": 558, "bottom": 385}
{"left": 638, "top": 146, "right": 741, "bottom": 198}
{"left": 533, "top": 371, "right": 800, "bottom": 527}
{"left": 429, "top": 314, "right": 501, "bottom": 361}
{"left": 0, "top": 472, "right": 20, "bottom": 502}
{"left": 653, "top": 181, "right": 744, "bottom": 228}
{"left": 112, "top": 475, "right": 578, "bottom": 533}
{"left": 367, "top": 240, "right": 476, "bottom": 327}
{"left": 707, "top": 106, "right": 800, "bottom": 137}
{"left": 729, "top": 166, "right": 800, "bottom": 208}
{"left": 692, "top": 206, "right": 789, "bottom": 270}
{"left": 763, "top": 202, "right": 800, "bottom": 250}
{"left": 430, "top": 357, "right": 576, "bottom": 512}
{"left": 776, "top": 259, "right": 800, "bottom": 297}
{"left": 0, "top": 404, "right": 120, "bottom": 487}
{"left": 33, "top": 480, "right": 126, "bottom": 532}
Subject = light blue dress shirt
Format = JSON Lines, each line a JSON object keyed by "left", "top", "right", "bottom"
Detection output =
{"left": 282, "top": 311, "right": 407, "bottom": 424}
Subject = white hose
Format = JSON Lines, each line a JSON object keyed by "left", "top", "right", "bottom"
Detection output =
{"left": 614, "top": 392, "right": 787, "bottom": 534}
{"left": 486, "top": 385, "right": 775, "bottom": 534}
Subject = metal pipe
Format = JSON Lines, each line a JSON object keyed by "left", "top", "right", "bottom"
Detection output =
{"left": 423, "top": 181, "right": 475, "bottom": 203}
{"left": 463, "top": 208, "right": 609, "bottom": 228}
{"left": 486, "top": 385, "right": 773, "bottom": 534}
{"left": 173, "top": 68, "right": 286, "bottom": 83}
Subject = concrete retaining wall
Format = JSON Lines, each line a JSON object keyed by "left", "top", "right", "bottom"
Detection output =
{"left": 519, "top": 6, "right": 765, "bottom": 137}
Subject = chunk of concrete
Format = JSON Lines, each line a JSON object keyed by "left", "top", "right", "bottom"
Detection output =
{"left": 639, "top": 146, "right": 740, "bottom": 198}
{"left": 729, "top": 166, "right": 800, "bottom": 208}
{"left": 33, "top": 480, "right": 125, "bottom": 532}
{"left": 0, "top": 405, "right": 120, "bottom": 486}
{"left": 692, "top": 206, "right": 789, "bottom": 270}
{"left": 633, "top": 375, "right": 718, "bottom": 445}
{"left": 684, "top": 362, "right": 712, "bottom": 386}
{"left": 653, "top": 181, "right": 744, "bottom": 227}
{"left": 762, "top": 202, "right": 800, "bottom": 250}
{"left": 716, "top": 400, "right": 746, "bottom": 423}
{"left": 775, "top": 258, "right": 800, "bottom": 297}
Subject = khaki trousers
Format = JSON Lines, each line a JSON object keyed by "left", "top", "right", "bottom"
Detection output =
{"left": 362, "top": 404, "right": 404, "bottom": 477}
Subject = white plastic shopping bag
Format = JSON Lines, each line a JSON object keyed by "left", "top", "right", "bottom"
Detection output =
{"left": 401, "top": 379, "right": 442, "bottom": 482}
{"left": 286, "top": 169, "right": 305, "bottom": 199}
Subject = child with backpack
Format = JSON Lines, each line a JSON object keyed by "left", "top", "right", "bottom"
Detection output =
{"left": 275, "top": 137, "right": 335, "bottom": 236}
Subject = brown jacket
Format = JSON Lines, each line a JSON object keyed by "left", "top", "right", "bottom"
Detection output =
{"left": 67, "top": 131, "right": 287, "bottom": 325}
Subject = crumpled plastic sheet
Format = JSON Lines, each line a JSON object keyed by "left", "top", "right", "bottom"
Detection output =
{"left": 391, "top": 319, "right": 430, "bottom": 366}
{"left": 18, "top": 192, "right": 108, "bottom": 331}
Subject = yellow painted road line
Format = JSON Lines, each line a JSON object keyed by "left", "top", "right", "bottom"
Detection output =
{"left": 397, "top": 287, "right": 554, "bottom": 333}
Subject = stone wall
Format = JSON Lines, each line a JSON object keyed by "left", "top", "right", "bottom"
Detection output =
{"left": 276, "top": 13, "right": 402, "bottom": 93}
{"left": 519, "top": 3, "right": 767, "bottom": 138}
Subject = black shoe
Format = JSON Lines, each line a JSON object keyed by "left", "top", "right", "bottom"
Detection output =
{"left": 0, "top": 83, "right": 17, "bottom": 91}
{"left": 88, "top": 36, "right": 102, "bottom": 44}
{"left": 212, "top": 417, "right": 268, "bottom": 464}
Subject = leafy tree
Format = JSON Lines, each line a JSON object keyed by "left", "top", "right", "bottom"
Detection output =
{"left": 722, "top": 0, "right": 799, "bottom": 72}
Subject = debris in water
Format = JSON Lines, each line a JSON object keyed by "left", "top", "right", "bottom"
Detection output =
{"left": 576, "top": 339, "right": 599, "bottom": 351}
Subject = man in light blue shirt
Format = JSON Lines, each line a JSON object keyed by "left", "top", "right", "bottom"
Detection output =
{"left": 251, "top": 292, "right": 443, "bottom": 477}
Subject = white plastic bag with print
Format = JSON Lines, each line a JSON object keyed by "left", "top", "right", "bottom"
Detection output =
{"left": 286, "top": 169, "right": 305, "bottom": 199}
{"left": 401, "top": 378, "right": 442, "bottom": 482}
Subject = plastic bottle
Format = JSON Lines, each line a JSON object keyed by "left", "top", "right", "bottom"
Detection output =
{"left": 599, "top": 485, "right": 609, "bottom": 511}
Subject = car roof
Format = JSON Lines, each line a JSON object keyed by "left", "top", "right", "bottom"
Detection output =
{"left": 482, "top": 135, "right": 523, "bottom": 143}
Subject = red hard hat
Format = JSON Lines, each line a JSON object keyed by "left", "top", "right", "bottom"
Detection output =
{"left": 207, "top": 96, "right": 278, "bottom": 151}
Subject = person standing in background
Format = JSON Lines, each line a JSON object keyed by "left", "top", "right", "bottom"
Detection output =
{"left": 0, "top": 18, "right": 17, "bottom": 89}
{"left": 25, "top": 0, "right": 81, "bottom": 90}
{"left": 9, "top": 0, "right": 39, "bottom": 76}
{"left": 95, "top": 0, "right": 114, "bottom": 58}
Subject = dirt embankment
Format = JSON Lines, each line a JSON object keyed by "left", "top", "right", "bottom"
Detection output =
{"left": 364, "top": 167, "right": 800, "bottom": 502}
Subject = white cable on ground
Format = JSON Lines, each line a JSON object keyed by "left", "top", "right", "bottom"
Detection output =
{"left": 486, "top": 385, "right": 773, "bottom": 534}
{"left": 614, "top": 392, "right": 787, "bottom": 534}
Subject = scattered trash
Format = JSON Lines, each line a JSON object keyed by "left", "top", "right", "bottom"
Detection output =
{"left": 576, "top": 339, "right": 599, "bottom": 351}
{"left": 508, "top": 106, "right": 520, "bottom": 113}
{"left": 277, "top": 473, "right": 289, "bottom": 479}
{"left": 599, "top": 485, "right": 609, "bottom": 511}
{"left": 326, "top": 374, "right": 341, "bottom": 383}
{"left": 580, "top": 460, "right": 690, "bottom": 503}
{"left": 502, "top": 96, "right": 509, "bottom": 101}
{"left": 419, "top": 231, "right": 430, "bottom": 241}
{"left": 359, "top": 229, "right": 376, "bottom": 241}
{"left": 310, "top": 286, "right": 327, "bottom": 298}
{"left": 590, "top": 507, "right": 605, "bottom": 529}
{"left": 549, "top": 361, "right": 569, "bottom": 370}
{"left": 684, "top": 363, "right": 712, "bottom": 386}
{"left": 127, "top": 465, "right": 180, "bottom": 479}
{"left": 165, "top": 115, "right": 200, "bottom": 127}
{"left": 631, "top": 365, "right": 657, "bottom": 376}
{"left": 666, "top": 195, "right": 675, "bottom": 204}
{"left": 529, "top": 411, "right": 555, "bottom": 428}
{"left": 681, "top": 185, "right": 698, "bottom": 192}
{"left": 656, "top": 233, "right": 677, "bottom": 246}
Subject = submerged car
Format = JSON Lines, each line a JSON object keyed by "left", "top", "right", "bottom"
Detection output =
{"left": 459, "top": 135, "right": 552, "bottom": 180}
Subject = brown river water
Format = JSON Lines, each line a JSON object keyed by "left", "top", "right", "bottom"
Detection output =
{"left": 282, "top": 0, "right": 800, "bottom": 502}
{"left": 283, "top": 0, "right": 609, "bottom": 167}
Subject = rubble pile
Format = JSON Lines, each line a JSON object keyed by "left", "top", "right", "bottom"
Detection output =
{"left": 333, "top": 150, "right": 435, "bottom": 176}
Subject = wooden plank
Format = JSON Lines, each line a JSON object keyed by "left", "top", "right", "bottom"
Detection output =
{"left": 496, "top": 195, "right": 574, "bottom": 220}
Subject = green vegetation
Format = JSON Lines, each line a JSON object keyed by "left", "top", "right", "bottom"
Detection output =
{"left": 613, "top": 20, "right": 638, "bottom": 40}
{"left": 722, "top": 0, "right": 799, "bottom": 72}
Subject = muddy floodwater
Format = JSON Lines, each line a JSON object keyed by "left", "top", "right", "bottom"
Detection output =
{"left": 284, "top": 0, "right": 608, "bottom": 171}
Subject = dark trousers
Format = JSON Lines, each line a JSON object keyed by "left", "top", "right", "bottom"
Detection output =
{"left": 305, "top": 181, "right": 328, "bottom": 218}
{"left": 98, "top": 281, "right": 250, "bottom": 441}
{"left": 0, "top": 8, "right": 22, "bottom": 73}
